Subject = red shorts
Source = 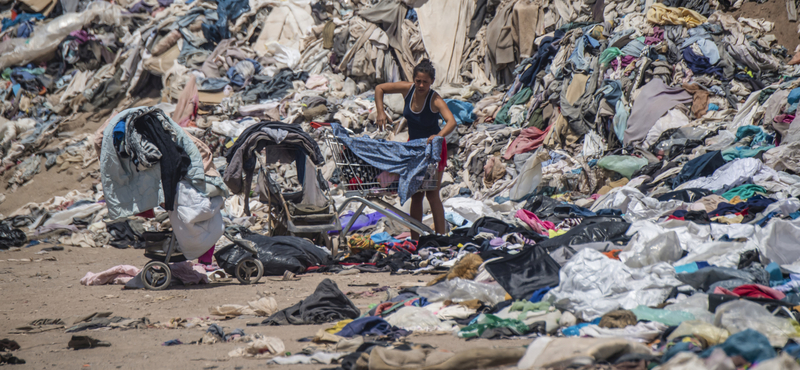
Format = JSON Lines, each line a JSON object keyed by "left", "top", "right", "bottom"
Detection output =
{"left": 437, "top": 138, "right": 447, "bottom": 172}
{"left": 410, "top": 138, "right": 447, "bottom": 172}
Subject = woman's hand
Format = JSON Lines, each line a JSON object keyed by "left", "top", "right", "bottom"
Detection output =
{"left": 427, "top": 135, "right": 440, "bottom": 145}
{"left": 376, "top": 110, "right": 389, "bottom": 131}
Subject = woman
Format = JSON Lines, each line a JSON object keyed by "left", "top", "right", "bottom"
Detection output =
{"left": 374, "top": 59, "right": 457, "bottom": 239}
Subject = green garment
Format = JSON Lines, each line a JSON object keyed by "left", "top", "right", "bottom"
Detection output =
{"left": 495, "top": 87, "right": 532, "bottom": 126}
{"left": 722, "top": 184, "right": 767, "bottom": 201}
{"left": 597, "top": 155, "right": 649, "bottom": 179}
{"left": 457, "top": 314, "right": 530, "bottom": 339}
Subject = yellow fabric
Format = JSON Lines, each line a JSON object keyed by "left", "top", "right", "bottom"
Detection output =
{"left": 728, "top": 196, "right": 744, "bottom": 204}
{"left": 548, "top": 229, "right": 568, "bottom": 238}
{"left": 711, "top": 215, "right": 744, "bottom": 224}
{"left": 325, "top": 319, "right": 354, "bottom": 334}
{"left": 646, "top": 3, "right": 707, "bottom": 28}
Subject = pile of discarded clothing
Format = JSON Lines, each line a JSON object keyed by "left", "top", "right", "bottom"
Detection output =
{"left": 4, "top": 0, "right": 800, "bottom": 368}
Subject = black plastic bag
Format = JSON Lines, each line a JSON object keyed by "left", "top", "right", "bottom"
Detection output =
{"left": 484, "top": 245, "right": 561, "bottom": 301}
{"left": 534, "top": 221, "right": 630, "bottom": 252}
{"left": 215, "top": 234, "right": 331, "bottom": 276}
{"left": 0, "top": 223, "right": 27, "bottom": 249}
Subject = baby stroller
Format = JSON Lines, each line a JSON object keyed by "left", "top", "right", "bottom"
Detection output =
{"left": 252, "top": 138, "right": 341, "bottom": 255}
{"left": 140, "top": 229, "right": 265, "bottom": 290}
{"left": 99, "top": 107, "right": 266, "bottom": 291}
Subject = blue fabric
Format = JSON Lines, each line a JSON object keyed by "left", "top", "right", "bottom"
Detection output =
{"left": 671, "top": 151, "right": 725, "bottom": 189}
{"left": 598, "top": 80, "right": 623, "bottom": 107}
{"left": 1, "top": 13, "right": 44, "bottom": 31}
{"left": 755, "top": 211, "right": 779, "bottom": 227}
{"left": 567, "top": 28, "right": 598, "bottom": 71}
{"left": 226, "top": 59, "right": 261, "bottom": 87}
{"left": 620, "top": 39, "right": 645, "bottom": 57}
{"left": 371, "top": 232, "right": 400, "bottom": 245}
{"left": 788, "top": 87, "right": 800, "bottom": 114}
{"left": 562, "top": 318, "right": 601, "bottom": 336}
{"left": 766, "top": 262, "right": 783, "bottom": 284}
{"left": 113, "top": 120, "right": 126, "bottom": 147}
{"left": 519, "top": 30, "right": 565, "bottom": 87}
{"left": 444, "top": 99, "right": 476, "bottom": 125}
{"left": 708, "top": 103, "right": 719, "bottom": 111}
{"left": 663, "top": 341, "right": 702, "bottom": 363}
{"left": 695, "top": 39, "right": 720, "bottom": 65}
{"left": 554, "top": 205, "right": 595, "bottom": 217}
{"left": 682, "top": 48, "right": 723, "bottom": 77}
{"left": 197, "top": 77, "right": 229, "bottom": 92}
{"left": 699, "top": 329, "right": 776, "bottom": 364}
{"left": 16, "top": 21, "right": 34, "bottom": 37}
{"left": 680, "top": 26, "right": 713, "bottom": 49}
{"left": 202, "top": 0, "right": 249, "bottom": 42}
{"left": 529, "top": 286, "right": 552, "bottom": 303}
{"left": 332, "top": 122, "right": 442, "bottom": 205}
{"left": 405, "top": 9, "right": 417, "bottom": 21}
{"left": 336, "top": 316, "right": 392, "bottom": 337}
{"left": 596, "top": 209, "right": 622, "bottom": 216}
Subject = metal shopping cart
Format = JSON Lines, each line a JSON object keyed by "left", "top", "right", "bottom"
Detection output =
{"left": 323, "top": 130, "right": 438, "bottom": 247}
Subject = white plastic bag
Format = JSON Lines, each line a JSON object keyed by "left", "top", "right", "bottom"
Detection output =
{"left": 714, "top": 300, "right": 799, "bottom": 347}
{"left": 545, "top": 249, "right": 682, "bottom": 321}
{"left": 417, "top": 278, "right": 507, "bottom": 306}
{"left": 266, "top": 42, "right": 302, "bottom": 69}
{"left": 169, "top": 181, "right": 225, "bottom": 260}
{"left": 385, "top": 306, "right": 458, "bottom": 332}
{"left": 622, "top": 230, "right": 683, "bottom": 268}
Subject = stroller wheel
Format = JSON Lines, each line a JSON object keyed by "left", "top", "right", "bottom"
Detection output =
{"left": 142, "top": 261, "right": 172, "bottom": 290}
{"left": 235, "top": 258, "right": 264, "bottom": 284}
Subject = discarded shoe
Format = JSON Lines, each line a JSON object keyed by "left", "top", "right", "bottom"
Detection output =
{"left": 68, "top": 336, "right": 111, "bottom": 350}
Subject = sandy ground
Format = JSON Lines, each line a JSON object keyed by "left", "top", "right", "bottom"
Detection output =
{"left": 732, "top": 0, "right": 800, "bottom": 53}
{"left": 0, "top": 245, "right": 526, "bottom": 369}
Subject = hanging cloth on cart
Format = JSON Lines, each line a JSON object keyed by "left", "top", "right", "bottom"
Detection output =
{"left": 331, "top": 122, "right": 442, "bottom": 205}
{"left": 258, "top": 154, "right": 330, "bottom": 216}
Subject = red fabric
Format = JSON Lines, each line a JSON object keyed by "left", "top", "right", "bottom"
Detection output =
{"left": 136, "top": 209, "right": 156, "bottom": 219}
{"left": 503, "top": 126, "right": 552, "bottom": 160}
{"left": 731, "top": 284, "right": 786, "bottom": 300}
{"left": 438, "top": 138, "right": 447, "bottom": 172}
{"left": 374, "top": 301, "right": 395, "bottom": 316}
{"left": 667, "top": 216, "right": 685, "bottom": 221}
{"left": 310, "top": 122, "right": 332, "bottom": 129}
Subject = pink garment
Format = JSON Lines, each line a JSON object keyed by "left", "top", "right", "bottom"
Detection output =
{"left": 198, "top": 245, "right": 215, "bottom": 264}
{"left": 644, "top": 26, "right": 664, "bottom": 45}
{"left": 610, "top": 55, "right": 637, "bottom": 69}
{"left": 376, "top": 171, "right": 400, "bottom": 187}
{"left": 80, "top": 265, "right": 141, "bottom": 286}
{"left": 172, "top": 75, "right": 199, "bottom": 127}
{"left": 395, "top": 232, "right": 411, "bottom": 240}
{"left": 774, "top": 114, "right": 795, "bottom": 124}
{"left": 731, "top": 284, "right": 786, "bottom": 300}
{"left": 503, "top": 126, "right": 552, "bottom": 160}
{"left": 515, "top": 209, "right": 555, "bottom": 235}
{"left": 170, "top": 261, "right": 209, "bottom": 285}
{"left": 305, "top": 74, "right": 329, "bottom": 91}
{"left": 712, "top": 286, "right": 738, "bottom": 296}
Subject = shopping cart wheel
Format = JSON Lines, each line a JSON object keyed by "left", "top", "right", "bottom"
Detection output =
{"left": 235, "top": 258, "right": 264, "bottom": 284}
{"left": 319, "top": 232, "right": 336, "bottom": 257}
{"left": 142, "top": 261, "right": 171, "bottom": 290}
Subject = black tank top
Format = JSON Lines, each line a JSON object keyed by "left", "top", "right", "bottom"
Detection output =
{"left": 403, "top": 85, "right": 442, "bottom": 140}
